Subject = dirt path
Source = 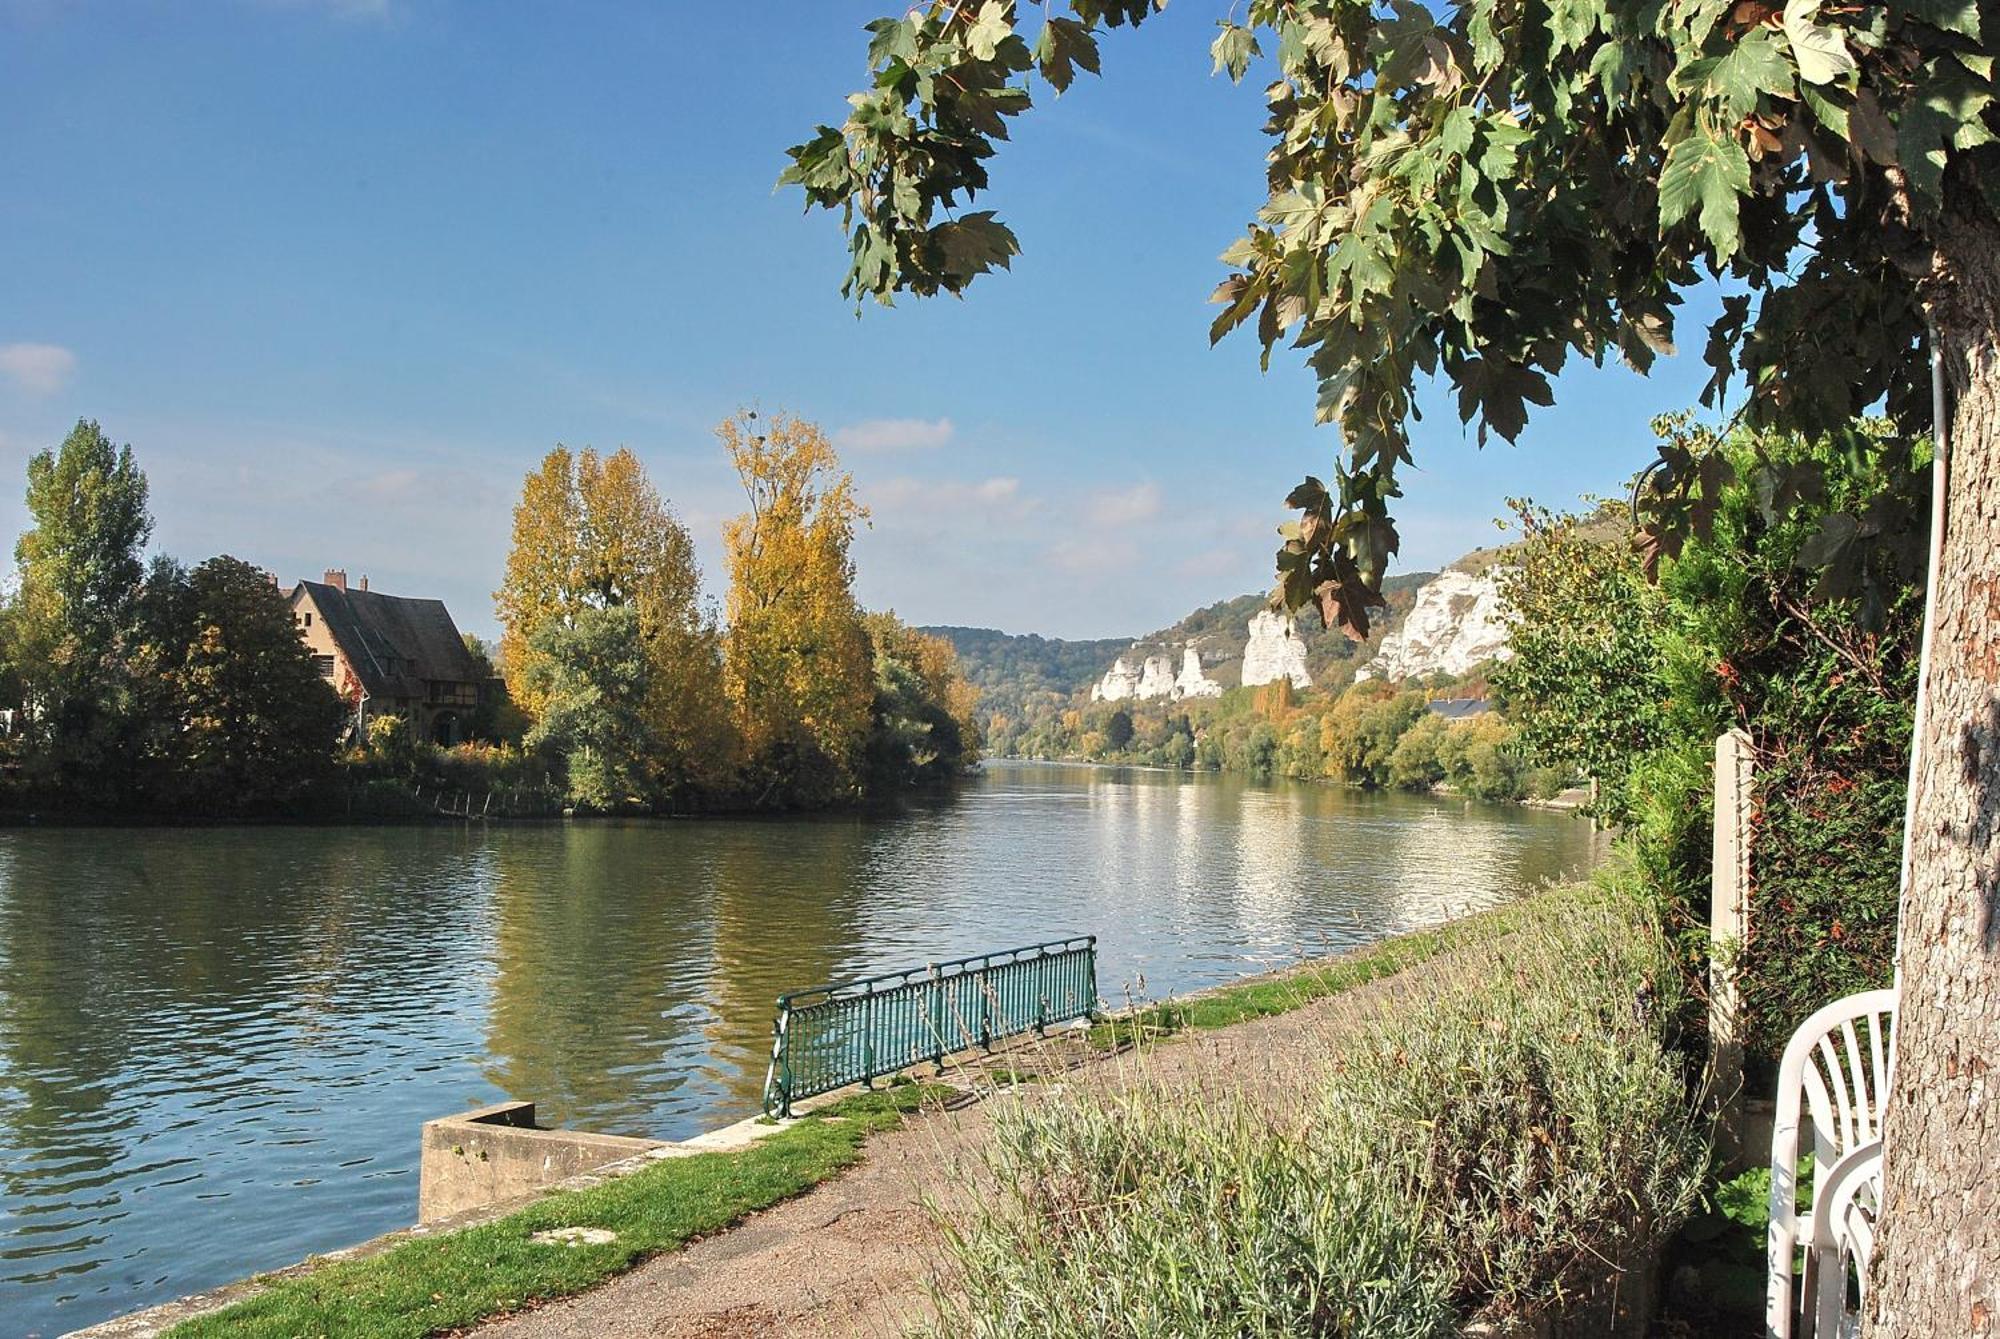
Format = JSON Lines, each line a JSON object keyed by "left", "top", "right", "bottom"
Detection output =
{"left": 470, "top": 963, "right": 1429, "bottom": 1339}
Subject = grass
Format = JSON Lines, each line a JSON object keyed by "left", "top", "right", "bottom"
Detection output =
{"left": 167, "top": 1083, "right": 942, "bottom": 1339}
{"left": 938, "top": 884, "right": 1710, "bottom": 1338}
{"left": 1086, "top": 894, "right": 1542, "bottom": 1047}
{"left": 168, "top": 897, "right": 1568, "bottom": 1337}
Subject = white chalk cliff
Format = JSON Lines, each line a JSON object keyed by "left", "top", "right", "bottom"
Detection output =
{"left": 1240, "top": 610, "right": 1313, "bottom": 690}
{"left": 1136, "top": 654, "right": 1176, "bottom": 700}
{"left": 1174, "top": 646, "right": 1223, "bottom": 699}
{"left": 1091, "top": 656, "right": 1141, "bottom": 702}
{"left": 1093, "top": 643, "right": 1226, "bottom": 702}
{"left": 1358, "top": 568, "right": 1512, "bottom": 683}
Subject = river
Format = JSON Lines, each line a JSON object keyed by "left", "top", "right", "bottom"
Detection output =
{"left": 0, "top": 761, "right": 1604, "bottom": 1336}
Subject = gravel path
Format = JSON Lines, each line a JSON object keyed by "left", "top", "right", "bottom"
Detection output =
{"left": 468, "top": 960, "right": 1430, "bottom": 1339}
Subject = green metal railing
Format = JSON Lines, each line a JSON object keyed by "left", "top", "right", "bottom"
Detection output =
{"left": 762, "top": 936, "right": 1098, "bottom": 1118}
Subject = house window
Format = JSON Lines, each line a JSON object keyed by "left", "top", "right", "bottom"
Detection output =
{"left": 304, "top": 612, "right": 313, "bottom": 627}
{"left": 313, "top": 655, "right": 336, "bottom": 680}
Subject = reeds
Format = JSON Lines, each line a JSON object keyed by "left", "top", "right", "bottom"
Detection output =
{"left": 932, "top": 887, "right": 1708, "bottom": 1337}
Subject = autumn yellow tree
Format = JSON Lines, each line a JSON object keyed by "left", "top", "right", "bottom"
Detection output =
{"left": 495, "top": 444, "right": 729, "bottom": 798}
{"left": 718, "top": 411, "right": 872, "bottom": 805}
{"left": 576, "top": 448, "right": 735, "bottom": 796}
{"left": 495, "top": 447, "right": 584, "bottom": 721}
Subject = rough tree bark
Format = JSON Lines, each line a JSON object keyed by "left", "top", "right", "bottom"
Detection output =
{"left": 1869, "top": 207, "right": 2000, "bottom": 1336}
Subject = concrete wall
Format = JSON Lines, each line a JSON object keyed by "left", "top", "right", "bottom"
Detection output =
{"left": 418, "top": 1101, "right": 667, "bottom": 1224}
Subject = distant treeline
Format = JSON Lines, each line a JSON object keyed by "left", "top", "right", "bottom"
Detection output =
{"left": 0, "top": 415, "right": 980, "bottom": 818}
{"left": 989, "top": 675, "right": 1568, "bottom": 804}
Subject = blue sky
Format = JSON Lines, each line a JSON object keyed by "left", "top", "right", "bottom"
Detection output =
{"left": 0, "top": 2, "right": 1725, "bottom": 640}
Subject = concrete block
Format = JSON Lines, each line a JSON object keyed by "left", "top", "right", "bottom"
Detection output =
{"left": 417, "top": 1101, "right": 667, "bottom": 1224}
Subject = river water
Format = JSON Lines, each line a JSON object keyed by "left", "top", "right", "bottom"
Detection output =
{"left": 0, "top": 761, "right": 1604, "bottom": 1335}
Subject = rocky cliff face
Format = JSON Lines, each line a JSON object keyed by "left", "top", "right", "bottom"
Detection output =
{"left": 1091, "top": 644, "right": 1223, "bottom": 702}
{"left": 1240, "top": 610, "right": 1313, "bottom": 690}
{"left": 1357, "top": 568, "right": 1511, "bottom": 683}
{"left": 1174, "top": 646, "right": 1222, "bottom": 699}
{"left": 1136, "top": 654, "right": 1176, "bottom": 699}
{"left": 1090, "top": 656, "right": 1140, "bottom": 702}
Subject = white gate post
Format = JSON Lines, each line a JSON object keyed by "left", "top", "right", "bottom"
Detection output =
{"left": 1710, "top": 727, "right": 1754, "bottom": 1162}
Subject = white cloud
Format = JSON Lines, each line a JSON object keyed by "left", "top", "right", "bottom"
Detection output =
{"left": 1087, "top": 481, "right": 1162, "bottom": 527}
{"left": 833, "top": 416, "right": 955, "bottom": 453}
{"left": 868, "top": 475, "right": 1025, "bottom": 514}
{"left": 0, "top": 343, "right": 77, "bottom": 396}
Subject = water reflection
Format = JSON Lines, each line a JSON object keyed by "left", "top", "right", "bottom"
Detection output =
{"left": 0, "top": 764, "right": 1602, "bottom": 1336}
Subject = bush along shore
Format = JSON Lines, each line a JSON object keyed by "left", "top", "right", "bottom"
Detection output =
{"left": 987, "top": 676, "right": 1571, "bottom": 806}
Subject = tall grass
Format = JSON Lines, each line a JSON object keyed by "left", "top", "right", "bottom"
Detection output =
{"left": 934, "top": 887, "right": 1708, "bottom": 1337}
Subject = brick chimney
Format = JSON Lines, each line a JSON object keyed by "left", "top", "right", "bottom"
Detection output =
{"left": 323, "top": 568, "right": 347, "bottom": 591}
{"left": 359, "top": 575, "right": 369, "bottom": 592}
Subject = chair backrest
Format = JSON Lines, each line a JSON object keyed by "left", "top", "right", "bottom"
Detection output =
{"left": 1787, "top": 988, "right": 1898, "bottom": 1165}
{"left": 1766, "top": 987, "right": 1897, "bottom": 1339}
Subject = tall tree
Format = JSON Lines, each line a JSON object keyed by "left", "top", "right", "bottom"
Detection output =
{"left": 576, "top": 446, "right": 734, "bottom": 796}
{"left": 494, "top": 446, "right": 584, "bottom": 721}
{"left": 718, "top": 411, "right": 873, "bottom": 806}
{"left": 495, "top": 445, "right": 728, "bottom": 794}
{"left": 791, "top": 5, "right": 2000, "bottom": 1321}
{"left": 12, "top": 420, "right": 152, "bottom": 799}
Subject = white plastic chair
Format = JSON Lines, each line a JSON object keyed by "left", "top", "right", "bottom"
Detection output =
{"left": 1766, "top": 988, "right": 1897, "bottom": 1339}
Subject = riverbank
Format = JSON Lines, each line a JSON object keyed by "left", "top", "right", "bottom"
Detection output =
{"left": 4, "top": 766, "right": 1602, "bottom": 1336}
{"left": 94, "top": 904, "right": 1537, "bottom": 1339}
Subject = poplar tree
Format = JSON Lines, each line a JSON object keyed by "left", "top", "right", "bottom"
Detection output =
{"left": 495, "top": 446, "right": 584, "bottom": 722}
{"left": 789, "top": 4, "right": 2000, "bottom": 1321}
{"left": 718, "top": 411, "right": 874, "bottom": 805}
{"left": 13, "top": 419, "right": 152, "bottom": 797}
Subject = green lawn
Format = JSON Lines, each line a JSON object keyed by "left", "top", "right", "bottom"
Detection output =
{"left": 168, "top": 1084, "right": 938, "bottom": 1339}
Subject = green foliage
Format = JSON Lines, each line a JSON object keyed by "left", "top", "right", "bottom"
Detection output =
{"left": 939, "top": 887, "right": 1706, "bottom": 1335}
{"left": 1494, "top": 499, "right": 1666, "bottom": 823}
{"left": 993, "top": 671, "right": 1539, "bottom": 800}
{"left": 860, "top": 612, "right": 982, "bottom": 793}
{"left": 16, "top": 419, "right": 151, "bottom": 663}
{"left": 137, "top": 556, "right": 348, "bottom": 811}
{"left": 3, "top": 429, "right": 350, "bottom": 815}
{"left": 10, "top": 419, "right": 154, "bottom": 802}
{"left": 365, "top": 713, "right": 413, "bottom": 768}
{"left": 1497, "top": 420, "right": 1919, "bottom": 1067}
{"left": 791, "top": 0, "right": 1991, "bottom": 632}
{"left": 1104, "top": 707, "right": 1134, "bottom": 750}
{"left": 522, "top": 605, "right": 662, "bottom": 814}
{"left": 1387, "top": 712, "right": 1450, "bottom": 790}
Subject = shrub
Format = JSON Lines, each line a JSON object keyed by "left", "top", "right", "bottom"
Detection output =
{"left": 935, "top": 888, "right": 1706, "bottom": 1337}
{"left": 1497, "top": 422, "right": 1920, "bottom": 1073}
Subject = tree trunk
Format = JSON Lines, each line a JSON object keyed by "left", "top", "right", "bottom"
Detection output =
{"left": 1869, "top": 210, "right": 2000, "bottom": 1336}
